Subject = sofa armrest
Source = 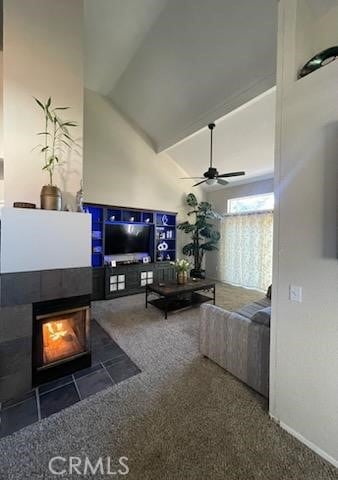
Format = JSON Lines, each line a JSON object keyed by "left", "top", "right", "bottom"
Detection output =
{"left": 199, "top": 303, "right": 270, "bottom": 397}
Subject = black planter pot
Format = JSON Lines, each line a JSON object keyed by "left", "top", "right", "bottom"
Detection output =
{"left": 190, "top": 269, "right": 206, "bottom": 279}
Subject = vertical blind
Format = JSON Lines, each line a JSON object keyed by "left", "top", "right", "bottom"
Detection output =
{"left": 220, "top": 211, "right": 273, "bottom": 291}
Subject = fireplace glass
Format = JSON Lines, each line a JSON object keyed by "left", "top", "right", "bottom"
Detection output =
{"left": 33, "top": 296, "right": 91, "bottom": 385}
{"left": 41, "top": 309, "right": 87, "bottom": 366}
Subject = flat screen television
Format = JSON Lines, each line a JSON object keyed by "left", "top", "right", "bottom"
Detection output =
{"left": 105, "top": 223, "right": 151, "bottom": 255}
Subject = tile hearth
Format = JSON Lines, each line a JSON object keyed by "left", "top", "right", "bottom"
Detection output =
{"left": 0, "top": 320, "right": 141, "bottom": 438}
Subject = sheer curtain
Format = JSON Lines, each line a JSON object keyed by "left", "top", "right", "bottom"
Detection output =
{"left": 219, "top": 211, "right": 273, "bottom": 291}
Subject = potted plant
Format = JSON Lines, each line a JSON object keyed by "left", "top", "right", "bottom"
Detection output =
{"left": 170, "top": 258, "right": 191, "bottom": 285}
{"left": 34, "top": 97, "right": 78, "bottom": 210}
{"left": 177, "top": 193, "right": 220, "bottom": 278}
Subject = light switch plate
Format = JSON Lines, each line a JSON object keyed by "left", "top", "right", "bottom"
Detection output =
{"left": 289, "top": 285, "right": 302, "bottom": 303}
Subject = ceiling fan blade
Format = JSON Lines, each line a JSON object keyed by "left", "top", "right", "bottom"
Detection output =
{"left": 193, "top": 179, "right": 207, "bottom": 187}
{"left": 180, "top": 177, "right": 204, "bottom": 179}
{"left": 217, "top": 179, "right": 228, "bottom": 186}
{"left": 217, "top": 171, "right": 245, "bottom": 178}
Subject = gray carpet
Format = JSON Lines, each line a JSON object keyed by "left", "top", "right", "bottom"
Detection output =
{"left": 0, "top": 283, "right": 337, "bottom": 479}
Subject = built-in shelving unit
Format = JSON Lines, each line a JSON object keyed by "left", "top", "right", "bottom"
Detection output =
{"left": 84, "top": 203, "right": 177, "bottom": 268}
{"left": 83, "top": 203, "right": 177, "bottom": 301}
{"left": 155, "top": 212, "right": 176, "bottom": 262}
{"left": 85, "top": 205, "right": 104, "bottom": 267}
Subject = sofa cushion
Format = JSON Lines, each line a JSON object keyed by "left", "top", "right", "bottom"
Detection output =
{"left": 251, "top": 306, "right": 271, "bottom": 327}
{"left": 235, "top": 298, "right": 270, "bottom": 320}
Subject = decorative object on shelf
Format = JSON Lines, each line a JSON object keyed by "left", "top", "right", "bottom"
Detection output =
{"left": 298, "top": 46, "right": 338, "bottom": 79}
{"left": 34, "top": 97, "right": 78, "bottom": 211}
{"left": 143, "top": 256, "right": 151, "bottom": 264}
{"left": 157, "top": 241, "right": 168, "bottom": 251}
{"left": 130, "top": 216, "right": 135, "bottom": 222}
{"left": 93, "top": 246, "right": 102, "bottom": 253}
{"left": 159, "top": 231, "right": 166, "bottom": 239}
{"left": 180, "top": 123, "right": 245, "bottom": 187}
{"left": 177, "top": 193, "right": 220, "bottom": 279}
{"left": 166, "top": 230, "right": 173, "bottom": 239}
{"left": 165, "top": 254, "right": 171, "bottom": 261}
{"left": 145, "top": 217, "right": 151, "bottom": 223}
{"left": 157, "top": 253, "right": 164, "bottom": 261}
{"left": 92, "top": 230, "right": 102, "bottom": 240}
{"left": 161, "top": 214, "right": 169, "bottom": 225}
{"left": 170, "top": 258, "right": 190, "bottom": 285}
{"left": 76, "top": 181, "right": 84, "bottom": 212}
{"left": 110, "top": 215, "right": 116, "bottom": 221}
{"left": 13, "top": 202, "right": 36, "bottom": 209}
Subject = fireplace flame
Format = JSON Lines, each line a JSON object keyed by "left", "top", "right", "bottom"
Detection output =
{"left": 46, "top": 321, "right": 69, "bottom": 341}
{"left": 42, "top": 314, "right": 85, "bottom": 365}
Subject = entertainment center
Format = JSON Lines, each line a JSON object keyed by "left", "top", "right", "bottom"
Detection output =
{"left": 84, "top": 203, "right": 177, "bottom": 300}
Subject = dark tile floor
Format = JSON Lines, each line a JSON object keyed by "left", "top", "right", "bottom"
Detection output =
{"left": 0, "top": 320, "right": 141, "bottom": 438}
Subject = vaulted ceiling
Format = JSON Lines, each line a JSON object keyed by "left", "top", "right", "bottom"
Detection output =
{"left": 85, "top": 0, "right": 278, "bottom": 152}
{"left": 167, "top": 88, "right": 275, "bottom": 189}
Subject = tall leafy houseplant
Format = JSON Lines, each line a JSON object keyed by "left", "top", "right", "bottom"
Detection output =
{"left": 34, "top": 97, "right": 77, "bottom": 210}
{"left": 177, "top": 193, "right": 220, "bottom": 278}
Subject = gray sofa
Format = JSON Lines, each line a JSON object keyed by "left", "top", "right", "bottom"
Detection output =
{"left": 199, "top": 297, "right": 271, "bottom": 397}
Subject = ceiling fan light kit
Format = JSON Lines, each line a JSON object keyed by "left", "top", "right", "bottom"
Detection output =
{"left": 206, "top": 178, "right": 218, "bottom": 186}
{"left": 181, "top": 122, "right": 245, "bottom": 187}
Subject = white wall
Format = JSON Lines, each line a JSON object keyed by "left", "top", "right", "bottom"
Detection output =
{"left": 270, "top": 0, "right": 338, "bottom": 467}
{"left": 205, "top": 178, "right": 274, "bottom": 279}
{"left": 0, "top": 208, "right": 91, "bottom": 273}
{"left": 0, "top": 51, "right": 3, "bottom": 158}
{"left": 83, "top": 89, "right": 204, "bottom": 255}
{"left": 3, "top": 0, "right": 83, "bottom": 210}
{"left": 0, "top": 50, "right": 3, "bottom": 205}
{"left": 0, "top": 160, "right": 3, "bottom": 205}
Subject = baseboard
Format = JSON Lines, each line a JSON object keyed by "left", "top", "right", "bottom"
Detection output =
{"left": 269, "top": 414, "right": 338, "bottom": 468}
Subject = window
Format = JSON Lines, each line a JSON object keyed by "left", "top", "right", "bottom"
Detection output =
{"left": 227, "top": 193, "right": 274, "bottom": 214}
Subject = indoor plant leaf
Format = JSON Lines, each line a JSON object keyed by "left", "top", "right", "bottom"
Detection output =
{"left": 186, "top": 193, "right": 198, "bottom": 207}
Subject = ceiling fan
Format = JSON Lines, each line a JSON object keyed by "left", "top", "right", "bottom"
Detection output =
{"left": 181, "top": 123, "right": 245, "bottom": 187}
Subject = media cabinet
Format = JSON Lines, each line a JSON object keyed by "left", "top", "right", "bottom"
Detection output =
{"left": 84, "top": 203, "right": 177, "bottom": 301}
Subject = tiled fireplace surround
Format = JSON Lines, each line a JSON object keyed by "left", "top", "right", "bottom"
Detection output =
{"left": 0, "top": 267, "right": 92, "bottom": 403}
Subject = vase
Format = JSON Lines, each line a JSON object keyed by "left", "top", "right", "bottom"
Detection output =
{"left": 40, "top": 185, "right": 62, "bottom": 211}
{"left": 177, "top": 271, "right": 188, "bottom": 285}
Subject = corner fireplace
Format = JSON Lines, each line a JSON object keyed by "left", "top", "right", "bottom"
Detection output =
{"left": 32, "top": 295, "right": 91, "bottom": 386}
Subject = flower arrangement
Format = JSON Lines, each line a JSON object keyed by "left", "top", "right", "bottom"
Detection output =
{"left": 170, "top": 258, "right": 191, "bottom": 272}
{"left": 170, "top": 259, "right": 191, "bottom": 284}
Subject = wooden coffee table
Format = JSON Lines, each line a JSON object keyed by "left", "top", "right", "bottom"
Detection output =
{"left": 146, "top": 279, "right": 216, "bottom": 319}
